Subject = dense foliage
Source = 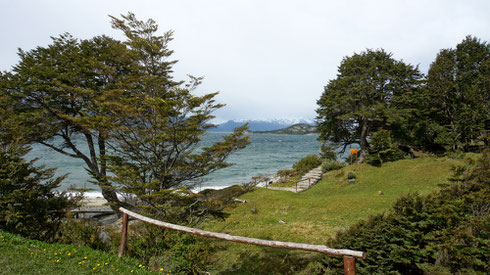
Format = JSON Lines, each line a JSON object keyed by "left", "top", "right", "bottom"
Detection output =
{"left": 316, "top": 49, "right": 422, "bottom": 162}
{"left": 421, "top": 36, "right": 489, "bottom": 152}
{"left": 0, "top": 143, "right": 75, "bottom": 242}
{"left": 323, "top": 150, "right": 490, "bottom": 274}
{"left": 321, "top": 159, "right": 346, "bottom": 173}
{"left": 316, "top": 37, "right": 488, "bottom": 163}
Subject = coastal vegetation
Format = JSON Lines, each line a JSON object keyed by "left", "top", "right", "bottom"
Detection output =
{"left": 0, "top": 154, "right": 475, "bottom": 273}
{"left": 0, "top": 10, "right": 488, "bottom": 275}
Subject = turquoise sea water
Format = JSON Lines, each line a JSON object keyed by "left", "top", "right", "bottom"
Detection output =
{"left": 27, "top": 133, "right": 321, "bottom": 192}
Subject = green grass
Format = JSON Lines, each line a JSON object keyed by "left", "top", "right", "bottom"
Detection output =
{"left": 0, "top": 230, "right": 167, "bottom": 275}
{"left": 203, "top": 156, "right": 467, "bottom": 273}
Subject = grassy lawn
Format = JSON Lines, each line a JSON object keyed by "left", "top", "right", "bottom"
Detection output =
{"left": 0, "top": 230, "right": 164, "bottom": 275}
{"left": 203, "top": 156, "right": 466, "bottom": 273}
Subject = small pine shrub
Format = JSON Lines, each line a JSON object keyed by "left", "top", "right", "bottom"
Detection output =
{"left": 59, "top": 216, "right": 109, "bottom": 250}
{"left": 0, "top": 143, "right": 76, "bottom": 242}
{"left": 346, "top": 171, "right": 356, "bottom": 179}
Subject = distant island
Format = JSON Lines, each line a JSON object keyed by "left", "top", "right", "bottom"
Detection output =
{"left": 208, "top": 119, "right": 314, "bottom": 132}
{"left": 251, "top": 123, "right": 318, "bottom": 135}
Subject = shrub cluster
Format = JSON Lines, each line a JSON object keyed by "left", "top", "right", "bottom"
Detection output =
{"left": 121, "top": 225, "right": 214, "bottom": 274}
{"left": 321, "top": 159, "right": 346, "bottom": 173}
{"left": 293, "top": 154, "right": 322, "bottom": 176}
{"left": 323, "top": 150, "right": 490, "bottom": 274}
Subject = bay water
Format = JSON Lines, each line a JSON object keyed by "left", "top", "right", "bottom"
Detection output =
{"left": 27, "top": 133, "right": 321, "bottom": 193}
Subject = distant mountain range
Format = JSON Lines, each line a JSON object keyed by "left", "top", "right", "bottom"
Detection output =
{"left": 252, "top": 123, "right": 318, "bottom": 135}
{"left": 208, "top": 119, "right": 314, "bottom": 132}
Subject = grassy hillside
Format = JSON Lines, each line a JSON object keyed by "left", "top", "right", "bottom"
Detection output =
{"left": 207, "top": 157, "right": 463, "bottom": 242}
{"left": 1, "top": 156, "right": 469, "bottom": 274}
{"left": 0, "top": 230, "right": 160, "bottom": 275}
{"left": 203, "top": 156, "right": 467, "bottom": 273}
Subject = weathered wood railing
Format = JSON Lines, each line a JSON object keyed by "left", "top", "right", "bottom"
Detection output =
{"left": 118, "top": 207, "right": 366, "bottom": 275}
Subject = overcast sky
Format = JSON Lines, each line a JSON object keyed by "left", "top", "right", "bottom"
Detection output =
{"left": 1, "top": 0, "right": 488, "bottom": 122}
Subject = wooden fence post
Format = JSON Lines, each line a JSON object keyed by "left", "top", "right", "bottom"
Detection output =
{"left": 118, "top": 213, "right": 128, "bottom": 257}
{"left": 295, "top": 181, "right": 298, "bottom": 192}
{"left": 343, "top": 255, "right": 356, "bottom": 275}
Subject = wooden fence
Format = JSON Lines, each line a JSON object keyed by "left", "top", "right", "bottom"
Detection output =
{"left": 118, "top": 207, "right": 366, "bottom": 275}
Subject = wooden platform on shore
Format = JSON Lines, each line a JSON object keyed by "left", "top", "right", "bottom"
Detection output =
{"left": 71, "top": 207, "right": 114, "bottom": 214}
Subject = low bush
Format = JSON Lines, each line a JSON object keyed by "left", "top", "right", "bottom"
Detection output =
{"left": 59, "top": 216, "right": 110, "bottom": 251}
{"left": 293, "top": 155, "right": 322, "bottom": 176}
{"left": 122, "top": 225, "right": 215, "bottom": 274}
{"left": 321, "top": 159, "right": 346, "bottom": 173}
{"left": 346, "top": 171, "right": 356, "bottom": 179}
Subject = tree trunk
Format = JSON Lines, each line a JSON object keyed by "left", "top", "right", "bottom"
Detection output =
{"left": 98, "top": 136, "right": 123, "bottom": 215}
{"left": 358, "top": 119, "right": 368, "bottom": 163}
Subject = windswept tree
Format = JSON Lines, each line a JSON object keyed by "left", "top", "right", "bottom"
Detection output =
{"left": 0, "top": 13, "right": 249, "bottom": 216}
{"left": 423, "top": 36, "right": 489, "bottom": 151}
{"left": 106, "top": 14, "right": 250, "bottom": 220}
{"left": 316, "top": 49, "right": 422, "bottom": 162}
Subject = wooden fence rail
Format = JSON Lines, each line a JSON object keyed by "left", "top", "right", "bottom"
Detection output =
{"left": 118, "top": 207, "right": 366, "bottom": 275}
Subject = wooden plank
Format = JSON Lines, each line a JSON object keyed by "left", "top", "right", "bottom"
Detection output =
{"left": 72, "top": 208, "right": 114, "bottom": 214}
{"left": 119, "top": 207, "right": 366, "bottom": 259}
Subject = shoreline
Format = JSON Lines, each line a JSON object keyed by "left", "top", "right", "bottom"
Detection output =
{"left": 78, "top": 182, "right": 269, "bottom": 208}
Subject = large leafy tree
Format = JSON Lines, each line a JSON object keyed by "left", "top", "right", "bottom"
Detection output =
{"left": 423, "top": 36, "right": 489, "bottom": 151}
{"left": 0, "top": 13, "right": 249, "bottom": 216}
{"left": 316, "top": 49, "right": 422, "bottom": 162}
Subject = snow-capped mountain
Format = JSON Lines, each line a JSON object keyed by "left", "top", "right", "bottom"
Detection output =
{"left": 208, "top": 118, "right": 315, "bottom": 132}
